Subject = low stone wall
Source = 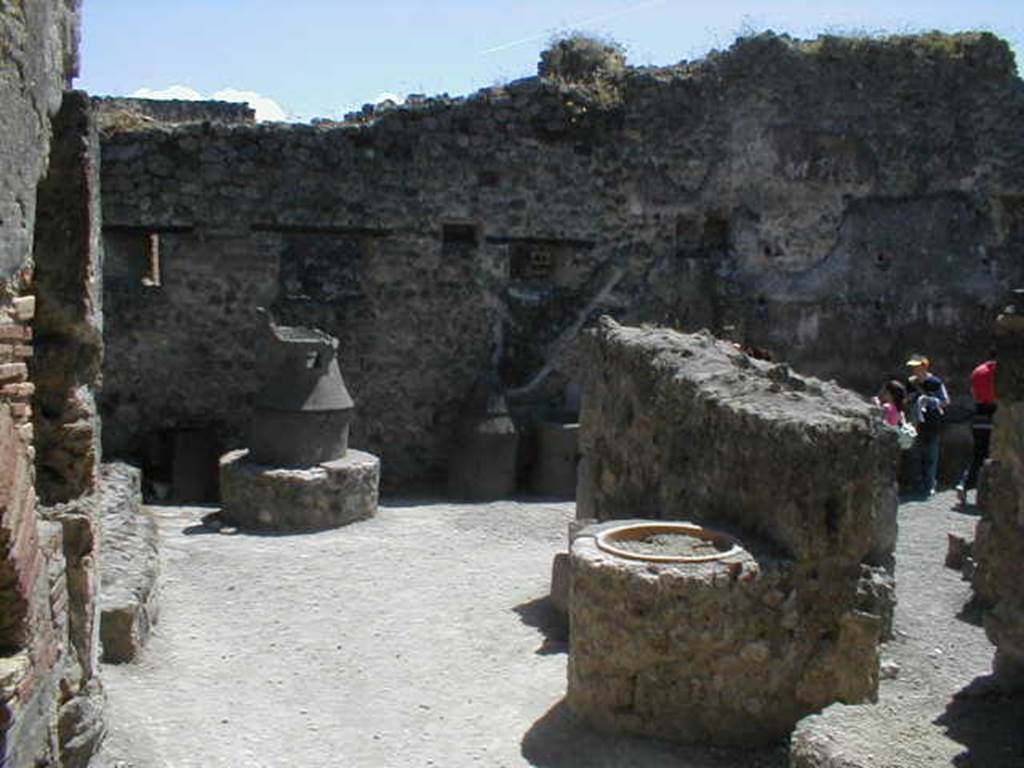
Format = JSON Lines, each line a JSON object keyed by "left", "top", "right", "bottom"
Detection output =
{"left": 98, "top": 463, "right": 159, "bottom": 664}
{"left": 578, "top": 319, "right": 897, "bottom": 567}
{"left": 568, "top": 320, "right": 895, "bottom": 739}
{"left": 972, "top": 298, "right": 1024, "bottom": 686}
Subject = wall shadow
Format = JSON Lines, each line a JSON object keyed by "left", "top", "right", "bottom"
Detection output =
{"left": 180, "top": 510, "right": 357, "bottom": 538}
{"left": 955, "top": 596, "right": 986, "bottom": 628}
{"left": 513, "top": 595, "right": 568, "bottom": 654}
{"left": 951, "top": 501, "right": 982, "bottom": 517}
{"left": 934, "top": 675, "right": 1024, "bottom": 767}
{"left": 521, "top": 699, "right": 787, "bottom": 768}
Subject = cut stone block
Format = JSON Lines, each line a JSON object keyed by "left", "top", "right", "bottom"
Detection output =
{"left": 549, "top": 551, "right": 570, "bottom": 615}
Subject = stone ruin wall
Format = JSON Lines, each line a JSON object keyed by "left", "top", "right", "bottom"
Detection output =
{"left": 576, "top": 320, "right": 897, "bottom": 567}
{"left": 95, "top": 32, "right": 1024, "bottom": 492}
{"left": 93, "top": 96, "right": 256, "bottom": 128}
{"left": 972, "top": 298, "right": 1024, "bottom": 685}
{"left": 569, "top": 319, "right": 896, "bottom": 739}
{"left": 1, "top": 2, "right": 106, "bottom": 766}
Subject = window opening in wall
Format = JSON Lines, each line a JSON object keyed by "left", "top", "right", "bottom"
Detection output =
{"left": 700, "top": 213, "right": 730, "bottom": 252}
{"left": 510, "top": 243, "right": 556, "bottom": 282}
{"left": 675, "top": 212, "right": 729, "bottom": 259}
{"left": 143, "top": 232, "right": 161, "bottom": 286}
{"left": 277, "top": 233, "right": 366, "bottom": 303}
{"left": 477, "top": 170, "right": 500, "bottom": 188}
{"left": 103, "top": 227, "right": 184, "bottom": 290}
{"left": 442, "top": 223, "right": 478, "bottom": 247}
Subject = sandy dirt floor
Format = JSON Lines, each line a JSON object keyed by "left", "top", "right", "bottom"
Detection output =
{"left": 793, "top": 491, "right": 1024, "bottom": 767}
{"left": 91, "top": 499, "right": 786, "bottom": 768}
{"left": 91, "top": 492, "right": 1020, "bottom": 767}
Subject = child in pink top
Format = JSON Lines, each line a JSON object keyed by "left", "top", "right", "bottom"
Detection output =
{"left": 875, "top": 380, "right": 907, "bottom": 426}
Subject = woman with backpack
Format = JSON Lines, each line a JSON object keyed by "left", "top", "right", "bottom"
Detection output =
{"left": 906, "top": 354, "right": 950, "bottom": 497}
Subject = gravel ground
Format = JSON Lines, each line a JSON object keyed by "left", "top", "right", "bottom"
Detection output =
{"left": 793, "top": 490, "right": 1024, "bottom": 767}
{"left": 90, "top": 499, "right": 785, "bottom": 768}
{"left": 91, "top": 492, "right": 1020, "bottom": 768}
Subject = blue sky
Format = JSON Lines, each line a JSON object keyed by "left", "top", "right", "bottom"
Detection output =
{"left": 77, "top": 1, "right": 1024, "bottom": 121}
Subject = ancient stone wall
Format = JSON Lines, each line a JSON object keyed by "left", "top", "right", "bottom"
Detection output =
{"left": 972, "top": 294, "right": 1024, "bottom": 686}
{"left": 93, "top": 97, "right": 255, "bottom": 128}
{"left": 97, "top": 32, "right": 1024, "bottom": 490}
{"left": 1, "top": 3, "right": 106, "bottom": 766}
{"left": 32, "top": 90, "right": 104, "bottom": 506}
{"left": 570, "top": 319, "right": 895, "bottom": 737}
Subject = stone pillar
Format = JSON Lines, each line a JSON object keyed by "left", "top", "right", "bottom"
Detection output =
{"left": 972, "top": 294, "right": 1024, "bottom": 687}
{"left": 31, "top": 89, "right": 104, "bottom": 505}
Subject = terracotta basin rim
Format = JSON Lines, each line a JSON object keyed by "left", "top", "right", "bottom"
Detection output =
{"left": 595, "top": 521, "right": 742, "bottom": 563}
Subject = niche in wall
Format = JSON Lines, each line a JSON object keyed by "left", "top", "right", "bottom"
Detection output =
{"left": 487, "top": 236, "right": 598, "bottom": 389}
{"left": 103, "top": 226, "right": 196, "bottom": 291}
{"left": 675, "top": 211, "right": 730, "bottom": 259}
{"left": 277, "top": 233, "right": 367, "bottom": 303}
{"left": 103, "top": 229, "right": 164, "bottom": 288}
{"left": 489, "top": 236, "right": 595, "bottom": 290}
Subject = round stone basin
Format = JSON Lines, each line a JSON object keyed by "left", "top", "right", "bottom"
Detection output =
{"left": 595, "top": 521, "right": 741, "bottom": 563}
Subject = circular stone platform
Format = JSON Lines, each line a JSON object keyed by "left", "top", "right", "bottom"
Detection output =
{"left": 219, "top": 448, "right": 380, "bottom": 531}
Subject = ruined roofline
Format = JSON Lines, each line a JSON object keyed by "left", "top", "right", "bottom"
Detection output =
{"left": 97, "top": 29, "right": 1018, "bottom": 138}
{"left": 638, "top": 29, "right": 1015, "bottom": 79}
{"left": 93, "top": 96, "right": 256, "bottom": 131}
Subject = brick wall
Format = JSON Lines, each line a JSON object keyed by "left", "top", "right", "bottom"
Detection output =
{"left": 1, "top": 3, "right": 100, "bottom": 767}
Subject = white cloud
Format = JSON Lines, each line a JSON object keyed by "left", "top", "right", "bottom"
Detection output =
{"left": 213, "top": 88, "right": 288, "bottom": 122}
{"left": 373, "top": 92, "right": 405, "bottom": 106}
{"left": 129, "top": 84, "right": 288, "bottom": 123}
{"left": 131, "top": 85, "right": 203, "bottom": 101}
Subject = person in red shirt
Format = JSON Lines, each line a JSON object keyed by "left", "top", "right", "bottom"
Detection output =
{"left": 956, "top": 350, "right": 998, "bottom": 506}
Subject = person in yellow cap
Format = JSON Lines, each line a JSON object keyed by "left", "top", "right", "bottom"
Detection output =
{"left": 905, "top": 354, "right": 950, "bottom": 497}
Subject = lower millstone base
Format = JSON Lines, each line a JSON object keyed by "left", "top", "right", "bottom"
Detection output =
{"left": 219, "top": 448, "right": 380, "bottom": 531}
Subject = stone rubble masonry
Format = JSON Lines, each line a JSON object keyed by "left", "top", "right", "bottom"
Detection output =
{"left": 972, "top": 297, "right": 1024, "bottom": 686}
{"left": 97, "top": 464, "right": 158, "bottom": 665}
{"left": 36, "top": 496, "right": 105, "bottom": 768}
{"left": 219, "top": 448, "right": 380, "bottom": 531}
{"left": 568, "top": 320, "right": 895, "bottom": 741}
{"left": 93, "top": 97, "right": 256, "bottom": 129}
{"left": 0, "top": 0, "right": 80, "bottom": 281}
{"left": 579, "top": 318, "right": 897, "bottom": 568}
{"left": 1, "top": 2, "right": 107, "bottom": 766}
{"left": 32, "top": 89, "right": 104, "bottom": 507}
{"left": 569, "top": 521, "right": 880, "bottom": 745}
{"left": 96, "top": 32, "right": 1024, "bottom": 492}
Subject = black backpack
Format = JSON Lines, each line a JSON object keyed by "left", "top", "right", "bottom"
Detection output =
{"left": 916, "top": 395, "right": 943, "bottom": 436}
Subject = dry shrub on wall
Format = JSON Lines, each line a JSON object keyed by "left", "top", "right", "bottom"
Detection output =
{"left": 539, "top": 33, "right": 628, "bottom": 116}
{"left": 538, "top": 33, "right": 627, "bottom": 83}
{"left": 97, "top": 108, "right": 157, "bottom": 133}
